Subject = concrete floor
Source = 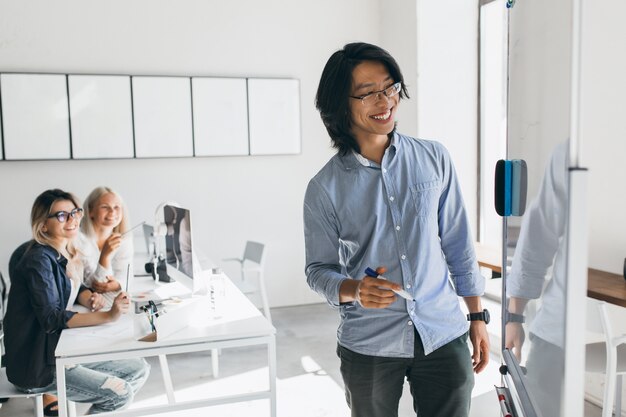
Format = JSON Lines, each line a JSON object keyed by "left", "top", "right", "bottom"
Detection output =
{"left": 1, "top": 303, "right": 604, "bottom": 416}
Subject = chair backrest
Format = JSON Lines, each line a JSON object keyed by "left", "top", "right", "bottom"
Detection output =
{"left": 243, "top": 241, "right": 265, "bottom": 265}
{"left": 587, "top": 297, "right": 617, "bottom": 342}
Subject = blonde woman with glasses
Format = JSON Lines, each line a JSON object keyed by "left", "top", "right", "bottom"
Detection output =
{"left": 4, "top": 189, "right": 149, "bottom": 415}
{"left": 78, "top": 187, "right": 134, "bottom": 308}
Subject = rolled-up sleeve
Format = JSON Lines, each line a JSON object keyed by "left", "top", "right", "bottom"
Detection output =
{"left": 436, "top": 145, "right": 484, "bottom": 297}
{"left": 303, "top": 179, "right": 347, "bottom": 307}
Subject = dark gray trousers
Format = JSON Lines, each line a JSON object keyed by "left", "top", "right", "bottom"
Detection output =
{"left": 337, "top": 331, "right": 474, "bottom": 417}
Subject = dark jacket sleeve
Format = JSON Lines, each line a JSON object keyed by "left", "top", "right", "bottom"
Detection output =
{"left": 22, "top": 253, "right": 76, "bottom": 333}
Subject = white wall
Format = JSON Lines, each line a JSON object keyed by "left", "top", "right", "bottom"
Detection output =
{"left": 0, "top": 0, "right": 424, "bottom": 308}
{"left": 415, "top": 0, "right": 479, "bottom": 236}
{"left": 381, "top": 0, "right": 418, "bottom": 139}
{"left": 581, "top": 0, "right": 626, "bottom": 408}
{"left": 581, "top": 0, "right": 626, "bottom": 275}
{"left": 0, "top": 0, "right": 420, "bottom": 307}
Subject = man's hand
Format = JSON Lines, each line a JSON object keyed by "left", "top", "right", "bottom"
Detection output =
{"left": 92, "top": 276, "right": 122, "bottom": 293}
{"left": 339, "top": 266, "right": 400, "bottom": 308}
{"left": 469, "top": 321, "right": 490, "bottom": 373}
{"left": 505, "top": 322, "right": 526, "bottom": 362}
{"left": 355, "top": 266, "right": 400, "bottom": 308}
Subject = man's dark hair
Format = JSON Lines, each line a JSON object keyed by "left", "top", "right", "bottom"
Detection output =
{"left": 315, "top": 42, "right": 409, "bottom": 155}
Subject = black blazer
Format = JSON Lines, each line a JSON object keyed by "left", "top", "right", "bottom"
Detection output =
{"left": 4, "top": 241, "right": 86, "bottom": 388}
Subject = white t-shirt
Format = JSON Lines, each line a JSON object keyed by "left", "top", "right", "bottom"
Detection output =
{"left": 76, "top": 231, "right": 134, "bottom": 307}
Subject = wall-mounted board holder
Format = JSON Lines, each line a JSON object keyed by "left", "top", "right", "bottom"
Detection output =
{"left": 494, "top": 159, "right": 527, "bottom": 217}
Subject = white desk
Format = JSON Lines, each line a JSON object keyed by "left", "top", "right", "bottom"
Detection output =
{"left": 55, "top": 276, "right": 276, "bottom": 417}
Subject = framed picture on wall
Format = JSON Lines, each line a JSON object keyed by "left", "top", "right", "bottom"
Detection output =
{"left": 132, "top": 76, "right": 194, "bottom": 158}
{"left": 192, "top": 77, "right": 249, "bottom": 156}
{"left": 69, "top": 75, "right": 135, "bottom": 159}
{"left": 247, "top": 78, "right": 301, "bottom": 155}
{"left": 0, "top": 73, "right": 71, "bottom": 160}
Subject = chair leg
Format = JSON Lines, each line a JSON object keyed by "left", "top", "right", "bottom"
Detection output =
{"left": 616, "top": 375, "right": 623, "bottom": 417}
{"left": 211, "top": 348, "right": 219, "bottom": 378}
{"left": 258, "top": 271, "right": 272, "bottom": 324}
{"left": 34, "top": 395, "right": 43, "bottom": 417}
{"left": 604, "top": 362, "right": 617, "bottom": 417}
{"left": 158, "top": 354, "right": 176, "bottom": 404}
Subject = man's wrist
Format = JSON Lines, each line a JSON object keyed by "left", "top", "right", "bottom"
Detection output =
{"left": 339, "top": 279, "right": 359, "bottom": 304}
{"left": 505, "top": 311, "right": 526, "bottom": 324}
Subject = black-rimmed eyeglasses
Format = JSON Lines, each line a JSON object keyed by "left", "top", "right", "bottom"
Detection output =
{"left": 47, "top": 207, "right": 84, "bottom": 223}
{"left": 350, "top": 82, "right": 402, "bottom": 106}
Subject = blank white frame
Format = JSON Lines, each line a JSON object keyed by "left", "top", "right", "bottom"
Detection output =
{"left": 0, "top": 73, "right": 70, "bottom": 160}
{"left": 248, "top": 78, "right": 301, "bottom": 155}
{"left": 192, "top": 77, "right": 249, "bottom": 156}
{"left": 132, "top": 76, "right": 193, "bottom": 158}
{"left": 69, "top": 75, "right": 134, "bottom": 159}
{"left": 0, "top": 107, "right": 3, "bottom": 160}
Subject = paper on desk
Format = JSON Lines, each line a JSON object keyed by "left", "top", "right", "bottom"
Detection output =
{"left": 153, "top": 281, "right": 192, "bottom": 299}
{"left": 64, "top": 315, "right": 133, "bottom": 339}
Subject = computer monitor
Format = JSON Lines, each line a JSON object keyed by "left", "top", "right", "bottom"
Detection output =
{"left": 162, "top": 204, "right": 197, "bottom": 294}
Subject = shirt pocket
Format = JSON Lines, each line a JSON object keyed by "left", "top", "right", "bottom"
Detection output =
{"left": 410, "top": 180, "right": 441, "bottom": 218}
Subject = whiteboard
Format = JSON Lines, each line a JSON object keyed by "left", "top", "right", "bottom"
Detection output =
{"left": 192, "top": 77, "right": 249, "bottom": 156}
{"left": 69, "top": 75, "right": 134, "bottom": 159}
{"left": 0, "top": 73, "right": 70, "bottom": 160}
{"left": 132, "top": 76, "right": 193, "bottom": 158}
{"left": 248, "top": 78, "right": 301, "bottom": 155}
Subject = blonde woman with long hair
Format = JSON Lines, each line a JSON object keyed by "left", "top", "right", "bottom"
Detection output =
{"left": 78, "top": 186, "right": 134, "bottom": 307}
{"left": 4, "top": 189, "right": 149, "bottom": 415}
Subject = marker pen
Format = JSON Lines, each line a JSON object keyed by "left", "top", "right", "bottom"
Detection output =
{"left": 121, "top": 221, "right": 146, "bottom": 237}
{"left": 364, "top": 267, "right": 414, "bottom": 301}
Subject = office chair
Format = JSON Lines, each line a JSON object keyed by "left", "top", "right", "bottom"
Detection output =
{"left": 223, "top": 241, "right": 271, "bottom": 323}
{"left": 586, "top": 298, "right": 626, "bottom": 417}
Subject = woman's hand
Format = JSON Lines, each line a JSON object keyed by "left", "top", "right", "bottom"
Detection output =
{"left": 89, "top": 292, "right": 106, "bottom": 312}
{"left": 108, "top": 292, "right": 130, "bottom": 321}
{"left": 99, "top": 233, "right": 122, "bottom": 268}
{"left": 92, "top": 276, "right": 121, "bottom": 293}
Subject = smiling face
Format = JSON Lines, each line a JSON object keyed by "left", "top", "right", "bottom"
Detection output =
{"left": 349, "top": 60, "right": 399, "bottom": 146}
{"left": 42, "top": 199, "right": 81, "bottom": 243}
{"left": 91, "top": 192, "right": 123, "bottom": 231}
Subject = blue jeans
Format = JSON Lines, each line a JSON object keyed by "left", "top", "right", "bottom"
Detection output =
{"left": 17, "top": 359, "right": 150, "bottom": 414}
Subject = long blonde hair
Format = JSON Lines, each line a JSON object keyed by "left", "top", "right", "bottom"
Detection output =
{"left": 30, "top": 189, "right": 83, "bottom": 283}
{"left": 81, "top": 186, "right": 130, "bottom": 237}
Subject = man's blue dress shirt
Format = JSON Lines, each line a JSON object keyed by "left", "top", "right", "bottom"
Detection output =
{"left": 304, "top": 132, "right": 484, "bottom": 357}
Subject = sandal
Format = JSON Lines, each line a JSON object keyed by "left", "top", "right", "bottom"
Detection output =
{"left": 43, "top": 400, "right": 59, "bottom": 417}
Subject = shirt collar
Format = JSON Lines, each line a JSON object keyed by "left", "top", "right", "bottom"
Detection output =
{"left": 337, "top": 132, "right": 402, "bottom": 170}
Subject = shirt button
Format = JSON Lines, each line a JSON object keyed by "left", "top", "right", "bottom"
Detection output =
{"left": 406, "top": 284, "right": 411, "bottom": 289}
{"left": 408, "top": 321, "right": 413, "bottom": 326}
{"left": 383, "top": 168, "right": 387, "bottom": 173}
{"left": 401, "top": 254, "right": 406, "bottom": 260}
{"left": 389, "top": 196, "right": 395, "bottom": 202}
{"left": 395, "top": 225, "right": 400, "bottom": 231}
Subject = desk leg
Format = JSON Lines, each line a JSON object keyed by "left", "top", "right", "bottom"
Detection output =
{"left": 158, "top": 354, "right": 176, "bottom": 404}
{"left": 56, "top": 361, "right": 68, "bottom": 417}
{"left": 211, "top": 348, "right": 219, "bottom": 378}
{"left": 268, "top": 336, "right": 277, "bottom": 417}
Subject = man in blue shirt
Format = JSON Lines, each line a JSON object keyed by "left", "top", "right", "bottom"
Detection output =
{"left": 304, "top": 42, "right": 490, "bottom": 417}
